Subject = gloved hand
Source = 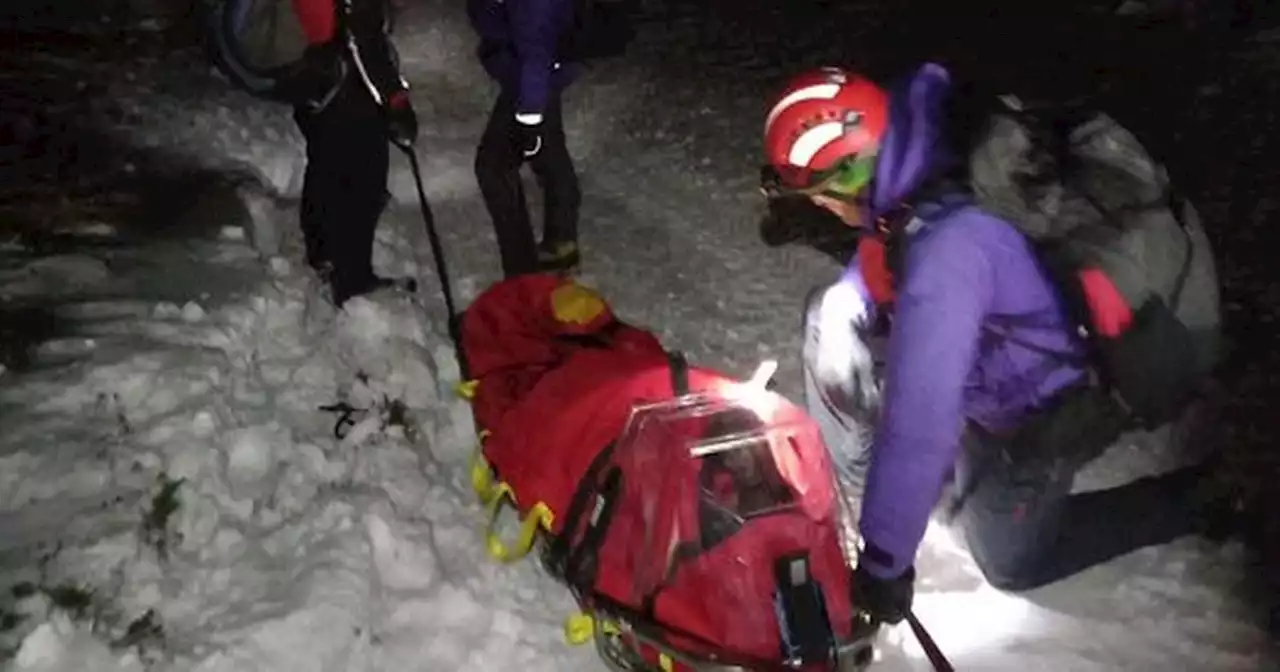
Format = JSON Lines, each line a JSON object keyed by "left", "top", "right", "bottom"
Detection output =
{"left": 385, "top": 90, "right": 418, "bottom": 149}
{"left": 805, "top": 279, "right": 880, "bottom": 415}
{"left": 851, "top": 563, "right": 914, "bottom": 625}
{"left": 515, "top": 113, "right": 544, "bottom": 159}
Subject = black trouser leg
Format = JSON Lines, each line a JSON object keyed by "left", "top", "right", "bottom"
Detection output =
{"left": 475, "top": 91, "right": 537, "bottom": 277}
{"left": 294, "top": 78, "right": 390, "bottom": 303}
{"left": 528, "top": 95, "right": 580, "bottom": 247}
{"left": 474, "top": 90, "right": 581, "bottom": 277}
{"left": 958, "top": 429, "right": 1202, "bottom": 592}
{"left": 296, "top": 121, "right": 332, "bottom": 271}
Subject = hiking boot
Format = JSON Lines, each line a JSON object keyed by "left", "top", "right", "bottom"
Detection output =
{"left": 311, "top": 259, "right": 335, "bottom": 284}
{"left": 536, "top": 239, "right": 580, "bottom": 274}
{"left": 331, "top": 273, "right": 417, "bottom": 307}
{"left": 1185, "top": 455, "right": 1259, "bottom": 545}
{"left": 1192, "top": 490, "right": 1249, "bottom": 544}
{"left": 307, "top": 252, "right": 331, "bottom": 274}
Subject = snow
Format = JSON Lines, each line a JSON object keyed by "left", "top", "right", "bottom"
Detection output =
{"left": 0, "top": 221, "right": 589, "bottom": 671}
{"left": 1, "top": 0, "right": 1276, "bottom": 670}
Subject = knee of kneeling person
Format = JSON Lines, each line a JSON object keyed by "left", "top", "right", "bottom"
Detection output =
{"left": 964, "top": 522, "right": 1051, "bottom": 593}
{"left": 975, "top": 557, "right": 1042, "bottom": 593}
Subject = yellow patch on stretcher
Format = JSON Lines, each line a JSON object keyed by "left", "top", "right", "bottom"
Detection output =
{"left": 551, "top": 282, "right": 607, "bottom": 325}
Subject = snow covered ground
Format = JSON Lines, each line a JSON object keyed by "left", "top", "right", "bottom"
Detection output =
{"left": 1, "top": 1, "right": 1276, "bottom": 670}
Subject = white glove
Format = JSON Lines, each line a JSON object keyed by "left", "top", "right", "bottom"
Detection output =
{"left": 804, "top": 280, "right": 881, "bottom": 414}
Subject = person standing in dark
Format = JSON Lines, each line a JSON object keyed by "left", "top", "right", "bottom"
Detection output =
{"left": 468, "top": 0, "right": 583, "bottom": 277}
{"left": 288, "top": 0, "right": 419, "bottom": 306}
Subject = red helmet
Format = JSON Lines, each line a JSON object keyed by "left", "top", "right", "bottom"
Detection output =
{"left": 762, "top": 67, "right": 889, "bottom": 192}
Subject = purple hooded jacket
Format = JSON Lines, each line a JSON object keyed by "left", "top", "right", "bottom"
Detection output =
{"left": 852, "top": 64, "right": 1089, "bottom": 579}
{"left": 467, "top": 0, "right": 580, "bottom": 116}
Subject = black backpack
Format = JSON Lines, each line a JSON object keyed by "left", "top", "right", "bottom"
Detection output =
{"left": 205, "top": 0, "right": 345, "bottom": 105}
{"left": 946, "top": 94, "right": 1222, "bottom": 430}
{"left": 559, "top": 0, "right": 640, "bottom": 63}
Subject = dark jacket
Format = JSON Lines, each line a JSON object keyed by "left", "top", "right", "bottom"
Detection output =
{"left": 292, "top": 0, "right": 409, "bottom": 107}
{"left": 467, "top": 0, "right": 581, "bottom": 117}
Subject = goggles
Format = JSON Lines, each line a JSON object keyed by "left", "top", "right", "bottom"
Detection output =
{"left": 759, "top": 154, "right": 876, "bottom": 201}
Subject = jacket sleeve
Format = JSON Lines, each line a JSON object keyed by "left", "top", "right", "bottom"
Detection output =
{"left": 856, "top": 218, "right": 993, "bottom": 579}
{"left": 510, "top": 0, "right": 559, "bottom": 119}
{"left": 342, "top": 0, "right": 410, "bottom": 105}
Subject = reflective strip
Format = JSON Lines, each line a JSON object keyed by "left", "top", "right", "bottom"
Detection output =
{"left": 346, "top": 35, "right": 384, "bottom": 105}
{"left": 515, "top": 112, "right": 544, "bottom": 126}
{"left": 788, "top": 120, "right": 844, "bottom": 168}
{"left": 764, "top": 82, "right": 840, "bottom": 134}
{"left": 304, "top": 60, "right": 347, "bottom": 113}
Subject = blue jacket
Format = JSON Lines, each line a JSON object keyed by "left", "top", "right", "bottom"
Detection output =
{"left": 850, "top": 64, "right": 1089, "bottom": 579}
{"left": 467, "top": 0, "right": 581, "bottom": 117}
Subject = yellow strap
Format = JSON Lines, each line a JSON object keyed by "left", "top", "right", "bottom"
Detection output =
{"left": 456, "top": 379, "right": 479, "bottom": 400}
{"left": 563, "top": 612, "right": 671, "bottom": 670}
{"left": 471, "top": 450, "right": 500, "bottom": 503}
{"left": 484, "top": 494, "right": 555, "bottom": 563}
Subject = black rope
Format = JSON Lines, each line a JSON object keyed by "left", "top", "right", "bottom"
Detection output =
{"left": 318, "top": 401, "right": 364, "bottom": 440}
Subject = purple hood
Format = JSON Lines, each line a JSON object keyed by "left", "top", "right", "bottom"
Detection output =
{"left": 850, "top": 64, "right": 1089, "bottom": 579}
{"left": 870, "top": 63, "right": 957, "bottom": 217}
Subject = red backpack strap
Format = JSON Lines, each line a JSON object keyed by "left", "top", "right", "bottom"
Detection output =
{"left": 856, "top": 237, "right": 896, "bottom": 305}
{"left": 291, "top": 0, "right": 338, "bottom": 44}
{"left": 1076, "top": 268, "right": 1134, "bottom": 338}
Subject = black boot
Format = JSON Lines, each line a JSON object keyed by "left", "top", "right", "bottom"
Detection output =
{"left": 330, "top": 272, "right": 417, "bottom": 308}
{"left": 1184, "top": 455, "right": 1257, "bottom": 545}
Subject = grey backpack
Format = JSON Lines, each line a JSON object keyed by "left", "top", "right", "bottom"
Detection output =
{"left": 960, "top": 95, "right": 1222, "bottom": 428}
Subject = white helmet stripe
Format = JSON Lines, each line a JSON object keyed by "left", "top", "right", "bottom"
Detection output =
{"left": 764, "top": 83, "right": 840, "bottom": 134}
{"left": 788, "top": 121, "right": 844, "bottom": 168}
